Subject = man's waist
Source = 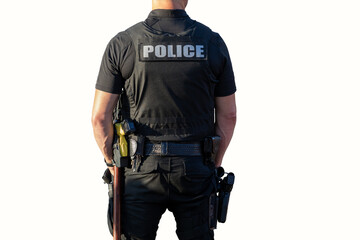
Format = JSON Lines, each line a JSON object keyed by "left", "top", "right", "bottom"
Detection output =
{"left": 144, "top": 141, "right": 203, "bottom": 156}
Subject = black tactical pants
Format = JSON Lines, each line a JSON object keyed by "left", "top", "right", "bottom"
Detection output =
{"left": 121, "top": 155, "right": 216, "bottom": 240}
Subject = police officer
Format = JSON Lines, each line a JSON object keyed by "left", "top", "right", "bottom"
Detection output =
{"left": 92, "top": 0, "right": 236, "bottom": 239}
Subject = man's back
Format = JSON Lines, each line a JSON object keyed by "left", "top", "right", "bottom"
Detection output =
{"left": 96, "top": 10, "right": 236, "bottom": 141}
{"left": 92, "top": 1, "right": 236, "bottom": 239}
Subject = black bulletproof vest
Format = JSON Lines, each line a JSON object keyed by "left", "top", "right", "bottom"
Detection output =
{"left": 123, "top": 22, "right": 218, "bottom": 141}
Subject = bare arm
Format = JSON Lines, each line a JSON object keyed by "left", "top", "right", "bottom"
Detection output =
{"left": 91, "top": 89, "right": 119, "bottom": 173}
{"left": 214, "top": 93, "right": 237, "bottom": 167}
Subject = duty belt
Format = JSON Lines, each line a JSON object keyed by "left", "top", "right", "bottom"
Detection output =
{"left": 144, "top": 142, "right": 202, "bottom": 156}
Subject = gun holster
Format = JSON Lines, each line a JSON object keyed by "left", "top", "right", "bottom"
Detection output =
{"left": 209, "top": 167, "right": 235, "bottom": 229}
{"left": 217, "top": 171, "right": 235, "bottom": 223}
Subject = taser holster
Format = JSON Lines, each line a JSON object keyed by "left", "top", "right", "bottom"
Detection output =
{"left": 112, "top": 119, "right": 136, "bottom": 168}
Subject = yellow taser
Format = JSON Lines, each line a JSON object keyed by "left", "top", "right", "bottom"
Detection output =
{"left": 115, "top": 123, "right": 128, "bottom": 157}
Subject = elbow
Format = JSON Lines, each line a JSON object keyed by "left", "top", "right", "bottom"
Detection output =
{"left": 227, "top": 110, "right": 237, "bottom": 127}
{"left": 215, "top": 94, "right": 237, "bottom": 127}
{"left": 216, "top": 108, "right": 237, "bottom": 128}
{"left": 91, "top": 112, "right": 106, "bottom": 129}
{"left": 224, "top": 105, "right": 237, "bottom": 125}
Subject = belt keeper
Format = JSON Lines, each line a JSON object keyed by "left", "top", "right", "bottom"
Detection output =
{"left": 161, "top": 142, "right": 168, "bottom": 156}
{"left": 211, "top": 136, "right": 221, "bottom": 154}
{"left": 204, "top": 137, "right": 213, "bottom": 155}
{"left": 136, "top": 135, "right": 145, "bottom": 156}
{"left": 204, "top": 136, "right": 221, "bottom": 164}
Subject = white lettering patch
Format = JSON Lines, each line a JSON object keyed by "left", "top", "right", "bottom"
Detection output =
{"left": 139, "top": 42, "right": 207, "bottom": 61}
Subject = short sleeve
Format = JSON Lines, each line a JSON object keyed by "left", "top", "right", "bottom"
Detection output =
{"left": 212, "top": 35, "right": 236, "bottom": 97}
{"left": 96, "top": 37, "right": 124, "bottom": 94}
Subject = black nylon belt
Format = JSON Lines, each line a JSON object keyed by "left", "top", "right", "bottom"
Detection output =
{"left": 144, "top": 142, "right": 202, "bottom": 156}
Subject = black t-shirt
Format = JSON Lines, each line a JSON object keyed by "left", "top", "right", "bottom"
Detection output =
{"left": 96, "top": 9, "right": 236, "bottom": 97}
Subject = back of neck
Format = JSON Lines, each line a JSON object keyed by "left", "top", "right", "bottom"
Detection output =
{"left": 152, "top": 0, "right": 186, "bottom": 10}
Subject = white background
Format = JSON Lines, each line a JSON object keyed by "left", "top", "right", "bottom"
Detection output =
{"left": 0, "top": 0, "right": 359, "bottom": 239}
